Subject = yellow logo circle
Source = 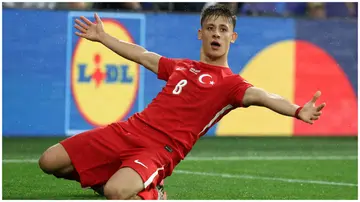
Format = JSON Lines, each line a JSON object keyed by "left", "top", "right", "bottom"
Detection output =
{"left": 71, "top": 19, "right": 139, "bottom": 126}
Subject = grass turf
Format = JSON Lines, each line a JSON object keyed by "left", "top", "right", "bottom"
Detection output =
{"left": 2, "top": 136, "right": 358, "bottom": 199}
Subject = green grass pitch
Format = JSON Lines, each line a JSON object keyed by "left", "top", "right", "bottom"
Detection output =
{"left": 2, "top": 136, "right": 358, "bottom": 199}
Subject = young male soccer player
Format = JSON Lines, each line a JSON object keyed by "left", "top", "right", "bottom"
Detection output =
{"left": 38, "top": 4, "right": 325, "bottom": 200}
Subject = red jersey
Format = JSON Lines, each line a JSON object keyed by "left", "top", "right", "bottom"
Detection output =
{"left": 118, "top": 57, "right": 253, "bottom": 159}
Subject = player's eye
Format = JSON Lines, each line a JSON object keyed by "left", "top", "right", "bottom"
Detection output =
{"left": 207, "top": 27, "right": 213, "bottom": 31}
{"left": 220, "top": 28, "right": 227, "bottom": 32}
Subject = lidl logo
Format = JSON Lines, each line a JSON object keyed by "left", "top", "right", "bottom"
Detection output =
{"left": 67, "top": 15, "right": 143, "bottom": 130}
{"left": 76, "top": 53, "right": 134, "bottom": 87}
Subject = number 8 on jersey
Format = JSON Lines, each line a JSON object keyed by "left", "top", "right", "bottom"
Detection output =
{"left": 172, "top": 79, "right": 188, "bottom": 95}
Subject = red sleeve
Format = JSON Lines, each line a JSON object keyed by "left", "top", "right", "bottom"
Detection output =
{"left": 230, "top": 75, "right": 254, "bottom": 108}
{"left": 157, "top": 57, "right": 177, "bottom": 81}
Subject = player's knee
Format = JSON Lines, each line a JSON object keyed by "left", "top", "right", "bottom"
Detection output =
{"left": 38, "top": 148, "right": 57, "bottom": 174}
{"left": 38, "top": 144, "right": 64, "bottom": 174}
{"left": 103, "top": 184, "right": 136, "bottom": 200}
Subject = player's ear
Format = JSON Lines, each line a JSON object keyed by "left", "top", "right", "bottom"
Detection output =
{"left": 198, "top": 29, "right": 202, "bottom": 40}
{"left": 231, "top": 31, "right": 238, "bottom": 43}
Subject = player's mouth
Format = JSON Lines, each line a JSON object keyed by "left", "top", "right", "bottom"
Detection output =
{"left": 211, "top": 41, "right": 221, "bottom": 50}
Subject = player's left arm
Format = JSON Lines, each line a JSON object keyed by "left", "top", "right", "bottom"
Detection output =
{"left": 242, "top": 87, "right": 326, "bottom": 124}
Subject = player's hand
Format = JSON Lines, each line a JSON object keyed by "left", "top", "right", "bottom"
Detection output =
{"left": 298, "top": 91, "right": 326, "bottom": 124}
{"left": 74, "top": 13, "right": 104, "bottom": 42}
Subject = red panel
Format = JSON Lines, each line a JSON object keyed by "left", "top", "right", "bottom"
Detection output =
{"left": 294, "top": 40, "right": 357, "bottom": 136}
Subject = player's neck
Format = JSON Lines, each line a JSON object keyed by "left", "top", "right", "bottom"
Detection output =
{"left": 200, "top": 53, "right": 229, "bottom": 68}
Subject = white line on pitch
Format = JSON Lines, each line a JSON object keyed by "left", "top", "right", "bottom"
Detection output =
{"left": 2, "top": 155, "right": 357, "bottom": 163}
{"left": 3, "top": 159, "right": 38, "bottom": 163}
{"left": 4, "top": 159, "right": 357, "bottom": 187}
{"left": 174, "top": 170, "right": 358, "bottom": 187}
{"left": 184, "top": 156, "right": 358, "bottom": 161}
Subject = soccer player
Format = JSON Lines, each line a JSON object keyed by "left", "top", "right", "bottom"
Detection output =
{"left": 38, "top": 4, "right": 325, "bottom": 200}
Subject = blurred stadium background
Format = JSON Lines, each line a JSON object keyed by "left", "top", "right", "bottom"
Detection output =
{"left": 2, "top": 1, "right": 358, "bottom": 200}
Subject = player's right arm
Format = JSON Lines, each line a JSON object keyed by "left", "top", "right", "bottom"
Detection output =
{"left": 98, "top": 32, "right": 161, "bottom": 74}
{"left": 74, "top": 13, "right": 161, "bottom": 74}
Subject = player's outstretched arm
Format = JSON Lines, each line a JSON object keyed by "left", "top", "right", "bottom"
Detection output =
{"left": 242, "top": 87, "right": 326, "bottom": 124}
{"left": 74, "top": 13, "right": 161, "bottom": 74}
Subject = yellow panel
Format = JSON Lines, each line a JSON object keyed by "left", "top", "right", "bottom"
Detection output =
{"left": 217, "top": 40, "right": 295, "bottom": 136}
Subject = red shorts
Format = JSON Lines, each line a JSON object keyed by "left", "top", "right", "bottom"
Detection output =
{"left": 60, "top": 122, "right": 181, "bottom": 190}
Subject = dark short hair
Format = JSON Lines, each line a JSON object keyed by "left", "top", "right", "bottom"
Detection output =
{"left": 200, "top": 4, "right": 237, "bottom": 30}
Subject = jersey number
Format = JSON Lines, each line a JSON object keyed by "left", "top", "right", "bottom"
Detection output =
{"left": 172, "top": 79, "right": 188, "bottom": 95}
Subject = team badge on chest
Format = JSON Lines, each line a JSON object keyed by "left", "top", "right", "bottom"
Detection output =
{"left": 197, "top": 73, "right": 217, "bottom": 88}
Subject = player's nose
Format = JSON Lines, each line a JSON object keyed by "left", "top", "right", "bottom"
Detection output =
{"left": 212, "top": 30, "right": 220, "bottom": 39}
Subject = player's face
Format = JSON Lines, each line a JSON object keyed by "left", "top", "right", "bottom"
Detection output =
{"left": 198, "top": 16, "right": 238, "bottom": 59}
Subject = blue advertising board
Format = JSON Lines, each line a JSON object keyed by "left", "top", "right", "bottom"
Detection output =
{"left": 3, "top": 9, "right": 357, "bottom": 136}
